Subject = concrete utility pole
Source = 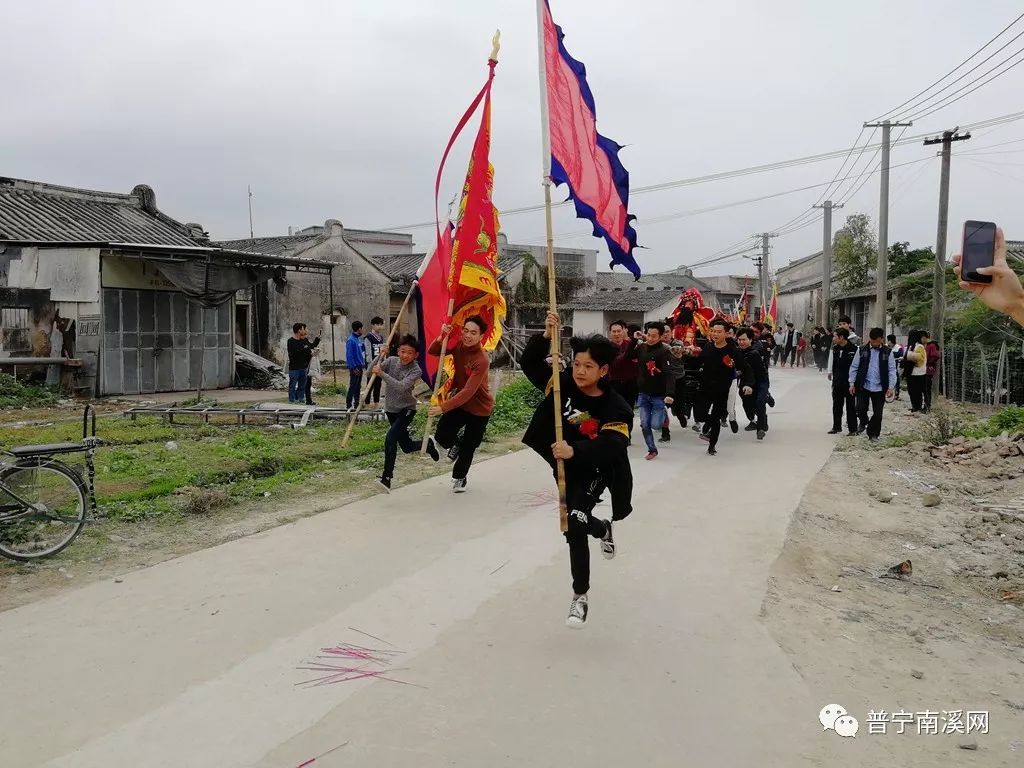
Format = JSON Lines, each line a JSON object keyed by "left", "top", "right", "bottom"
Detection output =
{"left": 923, "top": 128, "right": 971, "bottom": 396}
{"left": 864, "top": 119, "right": 913, "bottom": 330}
{"left": 754, "top": 233, "right": 777, "bottom": 320}
{"left": 813, "top": 200, "right": 843, "bottom": 328}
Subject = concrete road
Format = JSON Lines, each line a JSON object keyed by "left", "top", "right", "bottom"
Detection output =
{"left": 0, "top": 367, "right": 881, "bottom": 767}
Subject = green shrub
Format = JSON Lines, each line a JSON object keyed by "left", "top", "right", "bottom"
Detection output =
{"left": 317, "top": 383, "right": 347, "bottom": 397}
{"left": 487, "top": 375, "right": 543, "bottom": 437}
{"left": 986, "top": 405, "right": 1024, "bottom": 436}
{"left": 0, "top": 373, "right": 59, "bottom": 408}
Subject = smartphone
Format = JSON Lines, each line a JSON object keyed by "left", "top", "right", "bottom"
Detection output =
{"left": 961, "top": 220, "right": 997, "bottom": 284}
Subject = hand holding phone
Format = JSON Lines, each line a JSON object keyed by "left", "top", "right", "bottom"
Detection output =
{"left": 953, "top": 224, "right": 1024, "bottom": 325}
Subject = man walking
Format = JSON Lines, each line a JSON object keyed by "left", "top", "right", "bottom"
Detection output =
{"left": 345, "top": 321, "right": 367, "bottom": 410}
{"left": 848, "top": 327, "right": 896, "bottom": 442}
{"left": 782, "top": 322, "right": 798, "bottom": 367}
{"left": 286, "top": 322, "right": 319, "bottom": 404}
{"left": 828, "top": 328, "right": 858, "bottom": 435}
{"left": 607, "top": 320, "right": 640, "bottom": 411}
{"left": 887, "top": 334, "right": 905, "bottom": 400}
{"left": 424, "top": 315, "right": 494, "bottom": 493}
{"left": 772, "top": 327, "right": 786, "bottom": 366}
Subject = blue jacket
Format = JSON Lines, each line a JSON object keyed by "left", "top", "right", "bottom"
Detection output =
{"left": 346, "top": 333, "right": 366, "bottom": 370}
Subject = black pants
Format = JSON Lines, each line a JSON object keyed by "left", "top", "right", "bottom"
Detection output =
{"left": 832, "top": 385, "right": 857, "bottom": 433}
{"left": 304, "top": 375, "right": 314, "bottom": 405}
{"left": 434, "top": 409, "right": 490, "bottom": 480}
{"left": 364, "top": 376, "right": 383, "bottom": 405}
{"left": 610, "top": 379, "right": 638, "bottom": 410}
{"left": 382, "top": 408, "right": 421, "bottom": 480}
{"left": 704, "top": 386, "right": 730, "bottom": 449}
{"left": 560, "top": 468, "right": 610, "bottom": 595}
{"left": 740, "top": 381, "right": 769, "bottom": 431}
{"left": 908, "top": 375, "right": 927, "bottom": 412}
{"left": 924, "top": 375, "right": 934, "bottom": 411}
{"left": 856, "top": 389, "right": 886, "bottom": 438}
{"left": 346, "top": 369, "right": 363, "bottom": 409}
{"left": 672, "top": 379, "right": 697, "bottom": 425}
{"left": 783, "top": 345, "right": 796, "bottom": 365}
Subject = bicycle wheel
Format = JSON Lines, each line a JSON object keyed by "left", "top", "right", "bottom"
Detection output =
{"left": 0, "top": 460, "right": 87, "bottom": 561}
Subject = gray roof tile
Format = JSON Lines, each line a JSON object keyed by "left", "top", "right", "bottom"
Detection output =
{"left": 0, "top": 177, "right": 201, "bottom": 247}
{"left": 566, "top": 288, "right": 682, "bottom": 312}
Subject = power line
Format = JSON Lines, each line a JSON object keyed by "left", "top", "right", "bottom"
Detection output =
{"left": 376, "top": 110, "right": 1024, "bottom": 232}
{"left": 871, "top": 10, "right": 1024, "bottom": 121}
{"left": 892, "top": 28, "right": 1024, "bottom": 121}
{"left": 907, "top": 46, "right": 1024, "bottom": 121}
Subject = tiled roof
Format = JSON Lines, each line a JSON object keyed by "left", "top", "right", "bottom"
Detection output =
{"left": 215, "top": 234, "right": 324, "bottom": 257}
{"left": 595, "top": 270, "right": 712, "bottom": 293}
{"left": 371, "top": 252, "right": 527, "bottom": 281}
{"left": 565, "top": 288, "right": 681, "bottom": 312}
{"left": 1008, "top": 239, "right": 1023, "bottom": 262}
{"left": 0, "top": 177, "right": 202, "bottom": 247}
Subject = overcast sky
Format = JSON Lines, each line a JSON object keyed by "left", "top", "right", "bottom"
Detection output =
{"left": 3, "top": 0, "right": 1022, "bottom": 278}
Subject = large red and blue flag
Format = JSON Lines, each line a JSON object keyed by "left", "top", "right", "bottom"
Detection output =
{"left": 540, "top": 0, "right": 641, "bottom": 278}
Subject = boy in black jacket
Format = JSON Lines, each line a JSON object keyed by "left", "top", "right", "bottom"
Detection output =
{"left": 684, "top": 319, "right": 752, "bottom": 455}
{"left": 521, "top": 312, "right": 634, "bottom": 629}
{"left": 736, "top": 327, "right": 769, "bottom": 439}
{"left": 828, "top": 327, "right": 859, "bottom": 435}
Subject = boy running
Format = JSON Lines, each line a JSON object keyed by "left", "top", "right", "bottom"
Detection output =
{"left": 630, "top": 322, "right": 674, "bottom": 460}
{"left": 375, "top": 335, "right": 424, "bottom": 492}
{"left": 521, "top": 312, "right": 633, "bottom": 629}
{"left": 424, "top": 316, "right": 494, "bottom": 493}
{"left": 684, "top": 319, "right": 751, "bottom": 456}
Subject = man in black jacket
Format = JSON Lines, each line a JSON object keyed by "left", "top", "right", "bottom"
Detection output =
{"left": 286, "top": 322, "right": 320, "bottom": 404}
{"left": 828, "top": 328, "right": 858, "bottom": 435}
{"left": 630, "top": 322, "right": 674, "bottom": 460}
{"left": 684, "top": 319, "right": 751, "bottom": 456}
{"left": 521, "top": 312, "right": 633, "bottom": 629}
{"left": 736, "top": 327, "right": 769, "bottom": 439}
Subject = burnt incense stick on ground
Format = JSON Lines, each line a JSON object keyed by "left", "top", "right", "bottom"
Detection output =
{"left": 296, "top": 640, "right": 424, "bottom": 689}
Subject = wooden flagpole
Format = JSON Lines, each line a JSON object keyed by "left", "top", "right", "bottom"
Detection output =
{"left": 340, "top": 281, "right": 418, "bottom": 449}
{"left": 536, "top": 0, "right": 568, "bottom": 533}
{"left": 419, "top": 297, "right": 455, "bottom": 455}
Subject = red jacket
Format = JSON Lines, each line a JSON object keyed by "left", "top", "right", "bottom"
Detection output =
{"left": 926, "top": 342, "right": 941, "bottom": 377}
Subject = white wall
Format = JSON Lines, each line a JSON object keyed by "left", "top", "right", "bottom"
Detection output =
{"left": 572, "top": 310, "right": 604, "bottom": 336}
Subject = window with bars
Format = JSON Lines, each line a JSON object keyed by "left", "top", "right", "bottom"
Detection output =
{"left": 1, "top": 307, "right": 32, "bottom": 355}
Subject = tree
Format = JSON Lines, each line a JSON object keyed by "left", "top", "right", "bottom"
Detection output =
{"left": 832, "top": 213, "right": 877, "bottom": 291}
{"left": 888, "top": 241, "right": 935, "bottom": 279}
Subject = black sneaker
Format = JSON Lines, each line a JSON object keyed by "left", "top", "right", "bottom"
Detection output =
{"left": 447, "top": 443, "right": 460, "bottom": 463}
{"left": 707, "top": 446, "right": 717, "bottom": 456}
{"left": 756, "top": 430, "right": 766, "bottom": 440}
{"left": 566, "top": 594, "right": 588, "bottom": 628}
{"left": 827, "top": 428, "right": 842, "bottom": 434}
{"left": 847, "top": 431, "right": 858, "bottom": 436}
{"left": 600, "top": 519, "right": 616, "bottom": 560}
{"left": 659, "top": 429, "right": 671, "bottom": 442}
{"left": 425, "top": 435, "right": 440, "bottom": 462}
{"left": 767, "top": 394, "right": 776, "bottom": 408}
{"left": 452, "top": 477, "right": 467, "bottom": 493}
{"left": 729, "top": 420, "right": 739, "bottom": 434}
{"left": 679, "top": 416, "right": 688, "bottom": 428}
{"left": 745, "top": 422, "right": 757, "bottom": 432}
{"left": 721, "top": 418, "right": 728, "bottom": 428}
{"left": 377, "top": 476, "right": 392, "bottom": 493}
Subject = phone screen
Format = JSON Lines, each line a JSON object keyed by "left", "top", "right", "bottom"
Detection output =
{"left": 962, "top": 220, "right": 996, "bottom": 284}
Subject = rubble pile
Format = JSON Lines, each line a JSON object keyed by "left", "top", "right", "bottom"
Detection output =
{"left": 926, "top": 434, "right": 1024, "bottom": 478}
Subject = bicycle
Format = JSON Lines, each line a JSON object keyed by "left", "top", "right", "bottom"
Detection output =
{"left": 0, "top": 406, "right": 101, "bottom": 561}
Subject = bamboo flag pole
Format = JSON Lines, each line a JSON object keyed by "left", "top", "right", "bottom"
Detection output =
{"left": 419, "top": 297, "right": 456, "bottom": 456}
{"left": 536, "top": 0, "right": 568, "bottom": 534}
{"left": 340, "top": 282, "right": 418, "bottom": 449}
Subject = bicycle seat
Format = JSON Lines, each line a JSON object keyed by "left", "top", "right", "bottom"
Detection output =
{"left": 7, "top": 442, "right": 87, "bottom": 458}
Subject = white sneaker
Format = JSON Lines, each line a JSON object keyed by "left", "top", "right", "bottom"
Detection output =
{"left": 566, "top": 594, "right": 588, "bottom": 628}
{"left": 600, "top": 519, "right": 616, "bottom": 560}
{"left": 452, "top": 478, "right": 467, "bottom": 493}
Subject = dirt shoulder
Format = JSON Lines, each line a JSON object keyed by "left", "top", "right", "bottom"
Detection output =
{"left": 762, "top": 404, "right": 1024, "bottom": 764}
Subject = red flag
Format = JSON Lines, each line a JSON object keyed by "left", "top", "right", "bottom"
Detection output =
{"left": 414, "top": 223, "right": 453, "bottom": 386}
{"left": 446, "top": 68, "right": 506, "bottom": 353}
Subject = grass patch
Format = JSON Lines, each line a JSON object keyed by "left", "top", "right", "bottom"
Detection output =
{"left": 0, "top": 376, "right": 536, "bottom": 533}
